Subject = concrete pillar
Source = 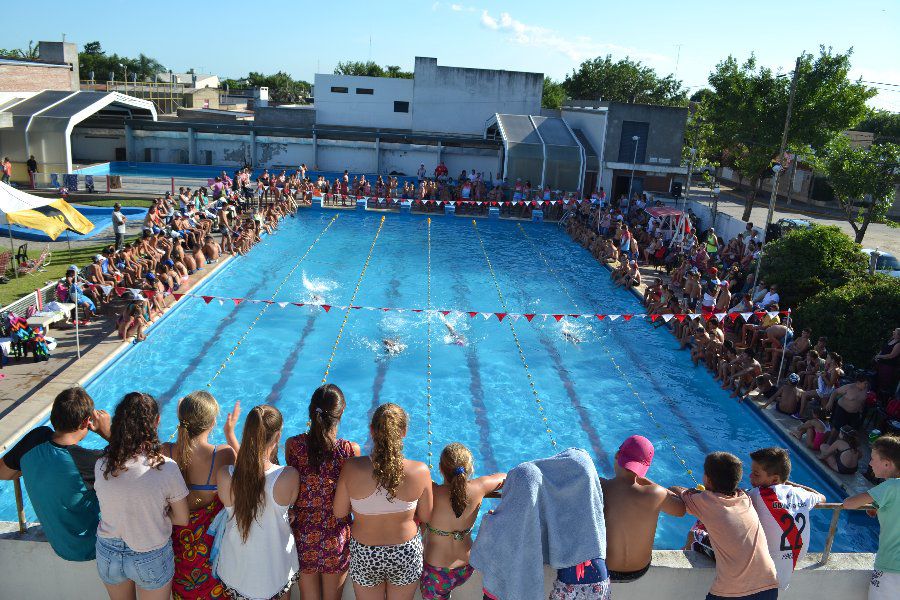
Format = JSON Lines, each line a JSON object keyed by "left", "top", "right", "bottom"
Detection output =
{"left": 375, "top": 137, "right": 381, "bottom": 175}
{"left": 124, "top": 124, "right": 135, "bottom": 162}
{"left": 250, "top": 131, "right": 257, "bottom": 168}
{"left": 187, "top": 127, "right": 196, "bottom": 165}
{"left": 312, "top": 133, "right": 318, "bottom": 170}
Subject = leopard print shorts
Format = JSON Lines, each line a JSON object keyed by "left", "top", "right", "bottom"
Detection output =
{"left": 349, "top": 535, "right": 423, "bottom": 587}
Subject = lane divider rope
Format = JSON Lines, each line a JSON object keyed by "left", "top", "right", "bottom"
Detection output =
{"left": 207, "top": 214, "right": 340, "bottom": 388}
{"left": 516, "top": 223, "right": 701, "bottom": 488}
{"left": 472, "top": 219, "right": 557, "bottom": 449}
{"left": 426, "top": 218, "right": 434, "bottom": 471}
{"left": 321, "top": 215, "right": 386, "bottom": 383}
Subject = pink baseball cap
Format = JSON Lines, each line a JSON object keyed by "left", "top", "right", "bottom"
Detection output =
{"left": 617, "top": 435, "right": 654, "bottom": 477}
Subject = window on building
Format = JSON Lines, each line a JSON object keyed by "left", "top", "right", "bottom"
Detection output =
{"left": 618, "top": 121, "right": 649, "bottom": 163}
{"left": 394, "top": 101, "right": 410, "bottom": 113}
{"left": 356, "top": 88, "right": 374, "bottom": 95}
{"left": 330, "top": 86, "right": 349, "bottom": 93}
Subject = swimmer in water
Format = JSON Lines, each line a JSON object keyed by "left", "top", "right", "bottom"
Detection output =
{"left": 310, "top": 293, "right": 325, "bottom": 305}
{"left": 382, "top": 338, "right": 406, "bottom": 356}
{"left": 444, "top": 322, "right": 466, "bottom": 346}
{"left": 561, "top": 322, "right": 583, "bottom": 344}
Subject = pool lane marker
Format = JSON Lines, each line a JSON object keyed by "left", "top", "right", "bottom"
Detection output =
{"left": 515, "top": 223, "right": 702, "bottom": 489}
{"left": 321, "top": 215, "right": 387, "bottom": 384}
{"left": 206, "top": 214, "right": 340, "bottom": 389}
{"left": 425, "top": 218, "right": 434, "bottom": 471}
{"left": 471, "top": 219, "right": 557, "bottom": 450}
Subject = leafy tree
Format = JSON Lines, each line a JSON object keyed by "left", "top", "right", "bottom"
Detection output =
{"left": 703, "top": 47, "right": 876, "bottom": 221}
{"left": 333, "top": 61, "right": 412, "bottom": 79}
{"left": 222, "top": 72, "right": 311, "bottom": 103}
{"left": 855, "top": 110, "right": 900, "bottom": 144}
{"left": 78, "top": 41, "right": 166, "bottom": 82}
{"left": 794, "top": 274, "right": 900, "bottom": 367}
{"left": 0, "top": 40, "right": 38, "bottom": 60}
{"left": 813, "top": 134, "right": 900, "bottom": 243}
{"left": 562, "top": 55, "right": 686, "bottom": 106}
{"left": 542, "top": 77, "right": 566, "bottom": 109}
{"left": 759, "top": 225, "right": 868, "bottom": 308}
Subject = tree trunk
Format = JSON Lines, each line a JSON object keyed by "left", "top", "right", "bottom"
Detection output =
{"left": 741, "top": 178, "right": 760, "bottom": 222}
{"left": 856, "top": 201, "right": 876, "bottom": 244}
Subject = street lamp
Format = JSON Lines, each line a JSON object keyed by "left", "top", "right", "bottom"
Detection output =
{"left": 751, "top": 162, "right": 783, "bottom": 298}
{"left": 120, "top": 63, "right": 127, "bottom": 93}
{"left": 683, "top": 147, "right": 697, "bottom": 211}
{"left": 627, "top": 135, "right": 639, "bottom": 211}
{"left": 711, "top": 183, "right": 721, "bottom": 221}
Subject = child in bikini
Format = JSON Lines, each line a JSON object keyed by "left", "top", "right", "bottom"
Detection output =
{"left": 421, "top": 443, "right": 504, "bottom": 600}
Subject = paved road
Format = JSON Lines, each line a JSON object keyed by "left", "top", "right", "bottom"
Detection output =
{"left": 699, "top": 185, "right": 900, "bottom": 255}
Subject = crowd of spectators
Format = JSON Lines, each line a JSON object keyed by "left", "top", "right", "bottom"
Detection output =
{"left": 1, "top": 386, "right": 897, "bottom": 600}
{"left": 565, "top": 194, "right": 900, "bottom": 480}
{"left": 56, "top": 180, "right": 300, "bottom": 344}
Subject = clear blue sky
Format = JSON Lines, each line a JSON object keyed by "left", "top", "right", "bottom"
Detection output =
{"left": 6, "top": 0, "right": 899, "bottom": 110}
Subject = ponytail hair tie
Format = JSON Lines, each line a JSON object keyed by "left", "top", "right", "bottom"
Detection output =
{"left": 454, "top": 466, "right": 466, "bottom": 476}
{"left": 315, "top": 407, "right": 323, "bottom": 413}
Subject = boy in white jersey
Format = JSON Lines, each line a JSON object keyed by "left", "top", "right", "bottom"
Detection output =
{"left": 748, "top": 447, "right": 825, "bottom": 590}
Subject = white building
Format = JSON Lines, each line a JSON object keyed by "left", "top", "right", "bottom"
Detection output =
{"left": 315, "top": 57, "right": 543, "bottom": 136}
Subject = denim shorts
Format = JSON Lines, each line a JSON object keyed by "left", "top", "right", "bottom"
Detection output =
{"left": 96, "top": 537, "right": 174, "bottom": 590}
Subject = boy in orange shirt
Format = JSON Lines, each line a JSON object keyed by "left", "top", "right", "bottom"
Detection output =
{"left": 672, "top": 452, "right": 779, "bottom": 599}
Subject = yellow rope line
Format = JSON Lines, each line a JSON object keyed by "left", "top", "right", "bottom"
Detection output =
{"left": 207, "top": 214, "right": 340, "bottom": 388}
{"left": 321, "top": 215, "right": 386, "bottom": 383}
{"left": 471, "top": 220, "right": 557, "bottom": 449}
{"left": 516, "top": 223, "right": 701, "bottom": 487}
{"left": 425, "top": 218, "right": 434, "bottom": 471}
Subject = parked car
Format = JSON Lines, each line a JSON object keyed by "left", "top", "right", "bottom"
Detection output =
{"left": 765, "top": 218, "right": 814, "bottom": 242}
{"left": 862, "top": 248, "right": 900, "bottom": 278}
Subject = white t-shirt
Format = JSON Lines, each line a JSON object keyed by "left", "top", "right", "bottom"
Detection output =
{"left": 761, "top": 291, "right": 780, "bottom": 308}
{"left": 748, "top": 484, "right": 819, "bottom": 590}
{"left": 94, "top": 455, "right": 189, "bottom": 552}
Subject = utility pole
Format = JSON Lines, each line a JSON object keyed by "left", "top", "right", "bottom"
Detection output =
{"left": 752, "top": 55, "right": 801, "bottom": 298}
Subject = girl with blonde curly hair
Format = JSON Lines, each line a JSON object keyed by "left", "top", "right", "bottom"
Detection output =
{"left": 334, "top": 403, "right": 433, "bottom": 600}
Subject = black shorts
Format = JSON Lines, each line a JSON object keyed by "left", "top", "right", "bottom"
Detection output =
{"left": 831, "top": 404, "right": 862, "bottom": 430}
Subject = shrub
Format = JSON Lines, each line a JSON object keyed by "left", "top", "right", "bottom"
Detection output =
{"left": 760, "top": 225, "right": 867, "bottom": 308}
{"left": 794, "top": 274, "right": 900, "bottom": 367}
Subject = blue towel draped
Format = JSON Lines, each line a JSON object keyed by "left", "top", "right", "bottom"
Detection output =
{"left": 470, "top": 448, "right": 606, "bottom": 600}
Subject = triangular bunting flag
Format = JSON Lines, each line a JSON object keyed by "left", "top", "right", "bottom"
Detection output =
{"left": 569, "top": 314, "right": 580, "bottom": 319}
{"left": 595, "top": 314, "right": 606, "bottom": 320}
{"left": 650, "top": 314, "right": 660, "bottom": 322}
{"left": 114, "top": 287, "right": 126, "bottom": 297}
{"left": 740, "top": 312, "right": 753, "bottom": 321}
{"left": 675, "top": 314, "right": 686, "bottom": 322}
{"left": 553, "top": 314, "right": 564, "bottom": 322}
{"left": 608, "top": 314, "right": 620, "bottom": 321}
{"left": 411, "top": 309, "right": 422, "bottom": 313}
{"left": 767, "top": 311, "right": 779, "bottom": 319}
{"left": 173, "top": 293, "right": 183, "bottom": 301}
{"left": 481, "top": 313, "right": 491, "bottom": 320}
{"left": 715, "top": 312, "right": 727, "bottom": 321}
{"left": 100, "top": 285, "right": 112, "bottom": 295}
{"left": 688, "top": 313, "right": 700, "bottom": 321}
{"left": 468, "top": 311, "right": 478, "bottom": 318}
{"left": 524, "top": 314, "right": 536, "bottom": 322}
{"left": 511, "top": 314, "right": 521, "bottom": 321}
{"left": 729, "top": 312, "right": 740, "bottom": 322}
{"left": 440, "top": 310, "right": 450, "bottom": 316}
{"left": 202, "top": 296, "right": 214, "bottom": 304}
{"left": 233, "top": 298, "right": 243, "bottom": 306}
{"left": 663, "top": 314, "right": 674, "bottom": 322}
{"left": 321, "top": 305, "right": 331, "bottom": 312}
{"left": 496, "top": 312, "right": 507, "bottom": 321}
{"left": 351, "top": 305, "right": 362, "bottom": 310}
{"left": 218, "top": 299, "right": 224, "bottom": 306}
{"left": 703, "top": 312, "right": 713, "bottom": 321}
{"left": 292, "top": 302, "right": 305, "bottom": 307}
{"left": 142, "top": 290, "right": 155, "bottom": 299}
{"left": 622, "top": 314, "right": 634, "bottom": 321}
{"left": 277, "top": 302, "right": 288, "bottom": 309}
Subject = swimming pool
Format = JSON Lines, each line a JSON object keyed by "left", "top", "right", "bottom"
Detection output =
{"left": 75, "top": 161, "right": 417, "bottom": 186}
{"left": 0, "top": 209, "right": 878, "bottom": 551}
{"left": 3, "top": 205, "right": 147, "bottom": 242}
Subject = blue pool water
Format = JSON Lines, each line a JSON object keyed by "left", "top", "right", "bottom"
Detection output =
{"left": 0, "top": 209, "right": 878, "bottom": 551}
{"left": 75, "top": 161, "right": 417, "bottom": 186}
{"left": 3, "top": 205, "right": 147, "bottom": 242}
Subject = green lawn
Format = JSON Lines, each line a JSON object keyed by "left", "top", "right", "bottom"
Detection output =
{"left": 0, "top": 199, "right": 149, "bottom": 306}
{"left": 75, "top": 198, "right": 154, "bottom": 208}
{"left": 0, "top": 242, "right": 115, "bottom": 307}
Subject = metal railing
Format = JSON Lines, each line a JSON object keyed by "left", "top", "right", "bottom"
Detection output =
{"left": 7, "top": 484, "right": 866, "bottom": 562}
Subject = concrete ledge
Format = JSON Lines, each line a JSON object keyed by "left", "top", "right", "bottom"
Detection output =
{"left": 0, "top": 524, "right": 874, "bottom": 599}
